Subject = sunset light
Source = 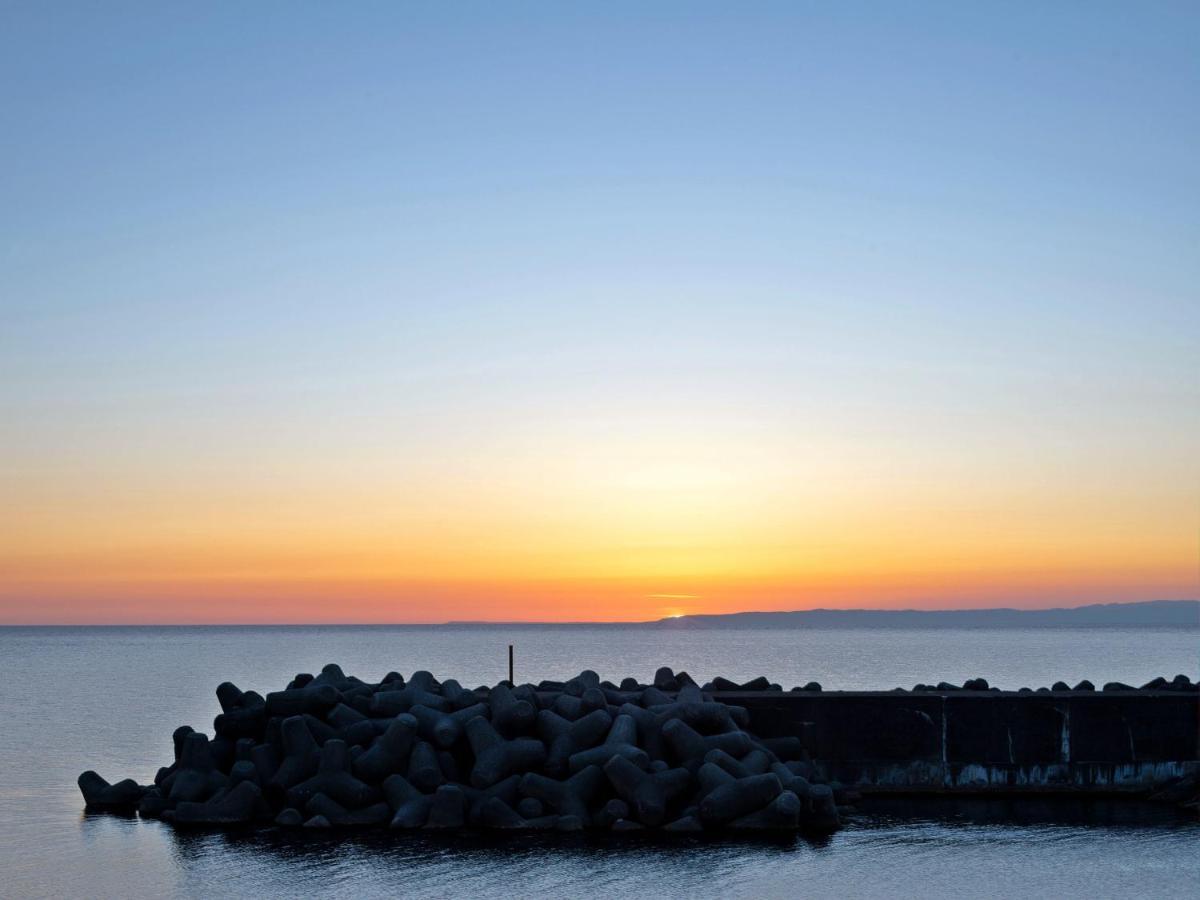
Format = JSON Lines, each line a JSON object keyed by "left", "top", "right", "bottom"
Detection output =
{"left": 3, "top": 5, "right": 1197, "bottom": 894}
{"left": 1, "top": 4, "right": 1195, "bottom": 627}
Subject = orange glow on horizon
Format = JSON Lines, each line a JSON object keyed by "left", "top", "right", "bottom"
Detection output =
{"left": 2, "top": 2, "right": 1197, "bottom": 627}
{"left": 2, "top": 416, "right": 1195, "bottom": 624}
{"left": 1, "top": 567, "right": 1194, "bottom": 625}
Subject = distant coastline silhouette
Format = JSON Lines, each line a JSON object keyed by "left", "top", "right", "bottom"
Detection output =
{"left": 444, "top": 599, "right": 1199, "bottom": 629}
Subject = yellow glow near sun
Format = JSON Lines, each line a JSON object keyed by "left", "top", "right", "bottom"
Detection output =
{"left": 645, "top": 594, "right": 698, "bottom": 619}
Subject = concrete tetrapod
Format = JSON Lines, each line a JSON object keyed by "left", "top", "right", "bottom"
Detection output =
{"left": 519, "top": 766, "right": 603, "bottom": 820}
{"left": 171, "top": 780, "right": 263, "bottom": 826}
{"left": 285, "top": 739, "right": 380, "bottom": 810}
{"left": 80, "top": 665, "right": 846, "bottom": 836}
{"left": 352, "top": 714, "right": 418, "bottom": 782}
{"left": 78, "top": 772, "right": 145, "bottom": 810}
{"left": 466, "top": 716, "right": 547, "bottom": 788}
{"left": 698, "top": 773, "right": 784, "bottom": 825}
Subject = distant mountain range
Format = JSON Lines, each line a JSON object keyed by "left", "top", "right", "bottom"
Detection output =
{"left": 643, "top": 599, "right": 1199, "bottom": 629}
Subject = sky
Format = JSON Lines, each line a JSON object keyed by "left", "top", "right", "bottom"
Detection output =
{"left": 1, "top": 2, "right": 1197, "bottom": 624}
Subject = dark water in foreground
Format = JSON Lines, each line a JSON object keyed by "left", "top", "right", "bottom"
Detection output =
{"left": 1, "top": 625, "right": 1196, "bottom": 899}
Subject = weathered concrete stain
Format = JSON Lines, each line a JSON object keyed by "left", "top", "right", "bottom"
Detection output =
{"left": 723, "top": 691, "right": 1198, "bottom": 794}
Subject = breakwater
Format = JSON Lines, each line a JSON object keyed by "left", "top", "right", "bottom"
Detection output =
{"left": 730, "top": 688, "right": 1198, "bottom": 794}
{"left": 79, "top": 666, "right": 841, "bottom": 833}
{"left": 78, "top": 666, "right": 1199, "bottom": 834}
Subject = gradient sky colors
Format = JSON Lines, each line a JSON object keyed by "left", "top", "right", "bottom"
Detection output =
{"left": 2, "top": 2, "right": 1197, "bottom": 624}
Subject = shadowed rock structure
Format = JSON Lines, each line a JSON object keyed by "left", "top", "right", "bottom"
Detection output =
{"left": 79, "top": 666, "right": 843, "bottom": 833}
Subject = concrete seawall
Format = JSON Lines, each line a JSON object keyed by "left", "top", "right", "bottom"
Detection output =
{"left": 723, "top": 691, "right": 1199, "bottom": 793}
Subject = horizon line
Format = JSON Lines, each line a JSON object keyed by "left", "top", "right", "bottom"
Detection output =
{"left": 2, "top": 598, "right": 1194, "bottom": 628}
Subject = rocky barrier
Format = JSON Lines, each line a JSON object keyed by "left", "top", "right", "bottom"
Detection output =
{"left": 79, "top": 665, "right": 844, "bottom": 833}
{"left": 719, "top": 674, "right": 1199, "bottom": 694}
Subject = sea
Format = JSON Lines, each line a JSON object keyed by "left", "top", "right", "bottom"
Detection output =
{"left": 0, "top": 625, "right": 1196, "bottom": 899}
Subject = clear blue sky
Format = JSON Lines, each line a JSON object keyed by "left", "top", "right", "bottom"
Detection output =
{"left": 1, "top": 2, "right": 1196, "bottom": 622}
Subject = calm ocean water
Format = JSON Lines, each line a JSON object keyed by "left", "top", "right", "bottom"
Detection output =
{"left": 0, "top": 625, "right": 1196, "bottom": 899}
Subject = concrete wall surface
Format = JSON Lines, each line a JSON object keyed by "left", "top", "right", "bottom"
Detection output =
{"left": 721, "top": 691, "right": 1199, "bottom": 792}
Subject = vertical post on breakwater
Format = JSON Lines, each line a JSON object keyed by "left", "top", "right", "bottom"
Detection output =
{"left": 508, "top": 644, "right": 514, "bottom": 684}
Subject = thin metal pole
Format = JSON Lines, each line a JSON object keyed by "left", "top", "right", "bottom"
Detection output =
{"left": 508, "top": 644, "right": 514, "bottom": 684}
